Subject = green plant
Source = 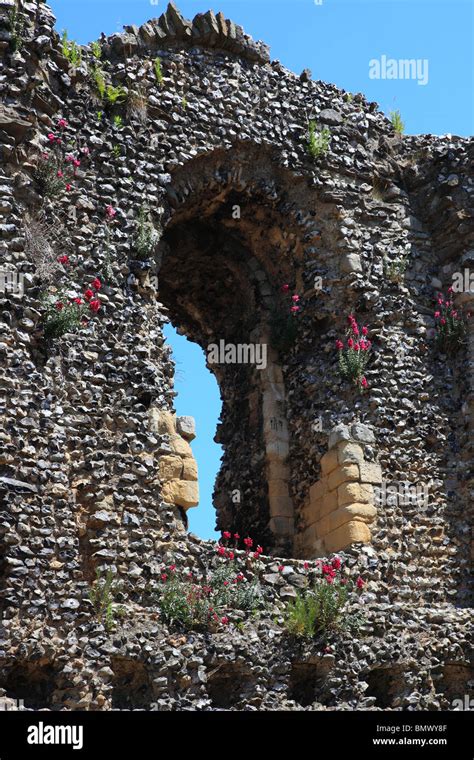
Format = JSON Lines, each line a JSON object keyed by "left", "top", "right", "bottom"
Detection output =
{"left": 434, "top": 291, "right": 469, "bottom": 355}
{"left": 344, "top": 92, "right": 353, "bottom": 103}
{"left": 284, "top": 560, "right": 364, "bottom": 640}
{"left": 113, "top": 114, "right": 123, "bottom": 129}
{"left": 181, "top": 96, "right": 188, "bottom": 109}
{"left": 90, "top": 40, "right": 102, "bottom": 60}
{"left": 112, "top": 144, "right": 122, "bottom": 158}
{"left": 8, "top": 5, "right": 25, "bottom": 52}
{"left": 154, "top": 56, "right": 164, "bottom": 86}
{"left": 307, "top": 121, "right": 331, "bottom": 159}
{"left": 41, "top": 291, "right": 87, "bottom": 339}
{"left": 104, "top": 84, "right": 127, "bottom": 107}
{"left": 97, "top": 111, "right": 103, "bottom": 122}
{"left": 390, "top": 109, "right": 404, "bottom": 135}
{"left": 92, "top": 66, "right": 106, "bottom": 99}
{"left": 89, "top": 569, "right": 122, "bottom": 631}
{"left": 384, "top": 255, "right": 407, "bottom": 283}
{"left": 34, "top": 152, "right": 66, "bottom": 199}
{"left": 61, "top": 30, "right": 82, "bottom": 67}
{"left": 336, "top": 314, "right": 371, "bottom": 390}
{"left": 156, "top": 559, "right": 264, "bottom": 631}
{"left": 133, "top": 206, "right": 158, "bottom": 259}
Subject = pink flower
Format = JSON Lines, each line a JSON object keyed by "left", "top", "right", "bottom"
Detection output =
{"left": 361, "top": 377, "right": 368, "bottom": 388}
{"left": 72, "top": 297, "right": 82, "bottom": 305}
{"left": 57, "top": 255, "right": 69, "bottom": 265}
{"left": 354, "top": 342, "right": 360, "bottom": 351}
{"left": 360, "top": 340, "right": 369, "bottom": 351}
{"left": 278, "top": 565, "right": 285, "bottom": 572}
{"left": 169, "top": 564, "right": 176, "bottom": 572}
{"left": 57, "top": 170, "right": 63, "bottom": 178}
{"left": 303, "top": 561, "right": 309, "bottom": 570}
{"left": 243, "top": 537, "right": 253, "bottom": 548}
{"left": 89, "top": 299, "right": 101, "bottom": 313}
{"left": 73, "top": 158, "right": 81, "bottom": 167}
{"left": 91, "top": 277, "right": 102, "bottom": 291}
{"left": 290, "top": 305, "right": 300, "bottom": 313}
{"left": 65, "top": 184, "right": 72, "bottom": 192}
{"left": 281, "top": 284, "right": 289, "bottom": 293}
{"left": 356, "top": 576, "right": 364, "bottom": 589}
{"left": 161, "top": 573, "right": 167, "bottom": 582}
{"left": 217, "top": 546, "right": 226, "bottom": 556}
{"left": 434, "top": 311, "right": 440, "bottom": 318}
{"left": 352, "top": 325, "right": 359, "bottom": 336}
{"left": 335, "top": 340, "right": 344, "bottom": 350}
{"left": 447, "top": 286, "right": 453, "bottom": 293}
{"left": 81, "top": 146, "right": 90, "bottom": 155}
{"left": 57, "top": 118, "right": 68, "bottom": 129}
{"left": 226, "top": 550, "right": 234, "bottom": 560}
{"left": 84, "top": 289, "right": 94, "bottom": 301}
{"left": 55, "top": 301, "right": 64, "bottom": 310}
{"left": 47, "top": 133, "right": 55, "bottom": 141}
{"left": 440, "top": 318, "right": 446, "bottom": 325}
{"left": 292, "top": 294, "right": 300, "bottom": 302}
{"left": 332, "top": 556, "right": 341, "bottom": 570}
{"left": 362, "top": 326, "right": 368, "bottom": 336}
{"left": 233, "top": 532, "right": 240, "bottom": 540}
{"left": 222, "top": 531, "right": 231, "bottom": 540}
{"left": 347, "top": 338, "right": 354, "bottom": 348}
{"left": 65, "top": 155, "right": 74, "bottom": 163}
{"left": 221, "top": 616, "right": 229, "bottom": 625}
{"left": 256, "top": 545, "right": 263, "bottom": 555}
{"left": 106, "top": 205, "right": 116, "bottom": 219}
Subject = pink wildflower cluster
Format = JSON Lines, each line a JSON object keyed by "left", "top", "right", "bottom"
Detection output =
{"left": 336, "top": 314, "right": 371, "bottom": 389}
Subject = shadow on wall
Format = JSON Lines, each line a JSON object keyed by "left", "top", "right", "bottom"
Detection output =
{"left": 163, "top": 323, "right": 222, "bottom": 541}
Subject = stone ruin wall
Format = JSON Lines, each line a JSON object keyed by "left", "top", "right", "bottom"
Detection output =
{"left": 0, "top": 0, "right": 472, "bottom": 711}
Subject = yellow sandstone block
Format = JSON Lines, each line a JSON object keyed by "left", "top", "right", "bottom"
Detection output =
{"left": 182, "top": 456, "right": 198, "bottom": 481}
{"left": 162, "top": 479, "right": 199, "bottom": 509}
{"left": 328, "top": 503, "right": 377, "bottom": 533}
{"left": 320, "top": 449, "right": 339, "bottom": 476}
{"left": 323, "top": 521, "right": 372, "bottom": 553}
{"left": 338, "top": 482, "right": 374, "bottom": 507}
{"left": 159, "top": 455, "right": 183, "bottom": 481}
{"left": 327, "top": 463, "right": 359, "bottom": 492}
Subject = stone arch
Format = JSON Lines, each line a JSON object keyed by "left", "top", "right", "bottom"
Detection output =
{"left": 153, "top": 142, "right": 332, "bottom": 553}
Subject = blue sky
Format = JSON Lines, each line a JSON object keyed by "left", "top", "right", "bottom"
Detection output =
{"left": 50, "top": 0, "right": 473, "bottom": 538}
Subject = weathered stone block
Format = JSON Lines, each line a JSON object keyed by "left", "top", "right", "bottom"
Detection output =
{"left": 338, "top": 482, "right": 374, "bottom": 506}
{"left": 359, "top": 462, "right": 383, "bottom": 484}
{"left": 162, "top": 479, "right": 199, "bottom": 509}
{"left": 148, "top": 408, "right": 176, "bottom": 435}
{"left": 159, "top": 455, "right": 183, "bottom": 481}
{"left": 337, "top": 442, "right": 364, "bottom": 465}
{"left": 269, "top": 516, "right": 295, "bottom": 536}
{"left": 320, "top": 448, "right": 339, "bottom": 475}
{"left": 309, "top": 478, "right": 327, "bottom": 503}
{"left": 168, "top": 434, "right": 193, "bottom": 458}
{"left": 182, "top": 457, "right": 198, "bottom": 481}
{"left": 327, "top": 463, "right": 359, "bottom": 492}
{"left": 328, "top": 503, "right": 377, "bottom": 533}
{"left": 323, "top": 521, "right": 372, "bottom": 553}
